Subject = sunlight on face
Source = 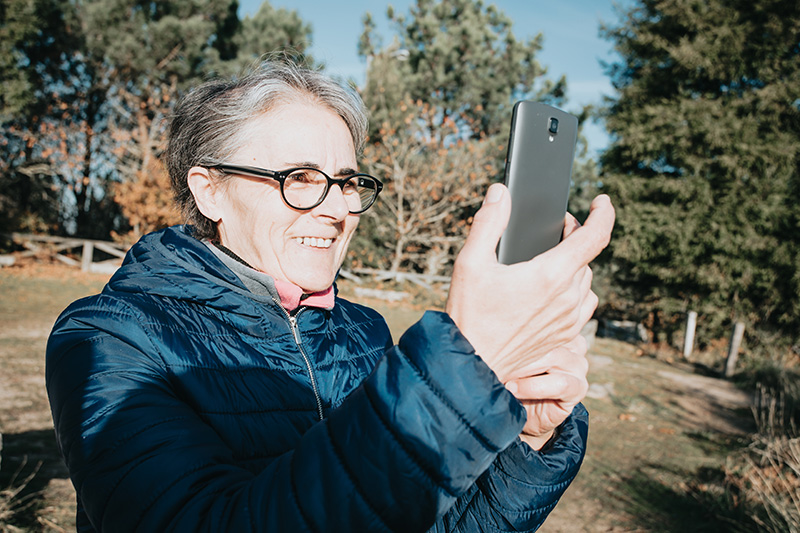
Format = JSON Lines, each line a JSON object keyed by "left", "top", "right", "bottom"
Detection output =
{"left": 214, "top": 102, "right": 360, "bottom": 293}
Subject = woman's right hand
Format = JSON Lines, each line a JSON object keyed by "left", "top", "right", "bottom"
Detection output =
{"left": 445, "top": 184, "right": 615, "bottom": 383}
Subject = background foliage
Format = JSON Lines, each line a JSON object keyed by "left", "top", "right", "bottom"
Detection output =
{"left": 1, "top": 0, "right": 798, "bottom": 354}
{"left": 354, "top": 0, "right": 576, "bottom": 275}
{"left": 598, "top": 0, "right": 800, "bottom": 352}
{"left": 0, "top": 0, "right": 311, "bottom": 241}
{"left": 2, "top": 1, "right": 799, "bottom": 529}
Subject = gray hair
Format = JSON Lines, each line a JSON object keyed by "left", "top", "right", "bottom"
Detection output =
{"left": 165, "top": 58, "right": 369, "bottom": 241}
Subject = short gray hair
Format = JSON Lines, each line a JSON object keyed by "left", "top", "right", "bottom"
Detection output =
{"left": 165, "top": 58, "right": 369, "bottom": 241}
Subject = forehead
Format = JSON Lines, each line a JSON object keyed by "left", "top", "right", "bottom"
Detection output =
{"left": 236, "top": 102, "right": 356, "bottom": 166}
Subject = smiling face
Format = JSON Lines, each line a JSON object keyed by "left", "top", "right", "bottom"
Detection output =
{"left": 205, "top": 101, "right": 361, "bottom": 293}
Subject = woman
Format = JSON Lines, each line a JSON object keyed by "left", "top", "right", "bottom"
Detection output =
{"left": 46, "top": 59, "right": 615, "bottom": 532}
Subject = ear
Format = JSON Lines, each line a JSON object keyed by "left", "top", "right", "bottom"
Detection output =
{"left": 187, "top": 166, "right": 223, "bottom": 223}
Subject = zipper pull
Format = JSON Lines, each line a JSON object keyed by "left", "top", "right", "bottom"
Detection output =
{"left": 288, "top": 315, "right": 303, "bottom": 344}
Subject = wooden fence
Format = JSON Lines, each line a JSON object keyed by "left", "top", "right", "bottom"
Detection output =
{"left": 3, "top": 233, "right": 128, "bottom": 274}
{"left": 1, "top": 236, "right": 453, "bottom": 291}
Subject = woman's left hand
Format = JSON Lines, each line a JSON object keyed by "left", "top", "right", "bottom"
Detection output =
{"left": 505, "top": 335, "right": 590, "bottom": 450}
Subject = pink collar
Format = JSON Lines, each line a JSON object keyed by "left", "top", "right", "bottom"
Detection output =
{"left": 273, "top": 279, "right": 335, "bottom": 312}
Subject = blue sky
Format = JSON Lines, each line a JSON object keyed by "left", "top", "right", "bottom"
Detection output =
{"left": 238, "top": 0, "right": 635, "bottom": 155}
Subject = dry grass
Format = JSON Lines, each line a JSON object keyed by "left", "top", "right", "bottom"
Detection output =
{"left": 726, "top": 384, "right": 800, "bottom": 532}
{"left": 0, "top": 459, "right": 43, "bottom": 532}
{"left": 1, "top": 263, "right": 785, "bottom": 532}
{"left": 0, "top": 264, "right": 108, "bottom": 531}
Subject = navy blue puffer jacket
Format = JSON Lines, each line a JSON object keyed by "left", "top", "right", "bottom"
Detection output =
{"left": 46, "top": 226, "right": 587, "bottom": 532}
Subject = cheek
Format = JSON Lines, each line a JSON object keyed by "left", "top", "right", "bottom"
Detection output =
{"left": 341, "top": 216, "right": 360, "bottom": 246}
{"left": 231, "top": 187, "right": 289, "bottom": 231}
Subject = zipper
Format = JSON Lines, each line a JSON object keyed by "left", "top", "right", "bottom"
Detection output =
{"left": 284, "top": 308, "right": 325, "bottom": 421}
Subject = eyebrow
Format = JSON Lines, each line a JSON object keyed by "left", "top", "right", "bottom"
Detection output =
{"left": 288, "top": 161, "right": 357, "bottom": 177}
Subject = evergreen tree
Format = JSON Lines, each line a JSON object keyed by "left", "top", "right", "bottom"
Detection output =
{"left": 0, "top": 0, "right": 81, "bottom": 238}
{"left": 599, "top": 0, "right": 800, "bottom": 350}
{"left": 359, "top": 0, "right": 565, "bottom": 141}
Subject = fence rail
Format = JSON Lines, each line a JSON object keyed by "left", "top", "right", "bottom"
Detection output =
{"left": 2, "top": 235, "right": 454, "bottom": 293}
{"left": 3, "top": 233, "right": 128, "bottom": 273}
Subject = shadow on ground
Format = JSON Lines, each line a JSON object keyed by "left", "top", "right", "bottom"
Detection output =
{"left": 614, "top": 462, "right": 757, "bottom": 532}
{"left": 1, "top": 428, "right": 69, "bottom": 529}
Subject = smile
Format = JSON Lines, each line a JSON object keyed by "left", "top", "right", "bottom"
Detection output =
{"left": 295, "top": 237, "right": 333, "bottom": 249}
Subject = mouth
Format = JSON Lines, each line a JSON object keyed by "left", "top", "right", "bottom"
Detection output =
{"left": 295, "top": 237, "right": 334, "bottom": 249}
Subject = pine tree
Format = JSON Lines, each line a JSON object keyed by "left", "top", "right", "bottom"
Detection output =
{"left": 359, "top": 0, "right": 565, "bottom": 141}
{"left": 600, "top": 0, "right": 800, "bottom": 350}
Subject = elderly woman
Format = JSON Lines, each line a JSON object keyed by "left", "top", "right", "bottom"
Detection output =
{"left": 46, "top": 60, "right": 614, "bottom": 532}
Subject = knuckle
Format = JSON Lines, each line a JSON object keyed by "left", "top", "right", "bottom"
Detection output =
{"left": 573, "top": 334, "right": 588, "bottom": 355}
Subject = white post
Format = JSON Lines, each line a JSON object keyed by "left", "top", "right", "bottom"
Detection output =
{"left": 724, "top": 322, "right": 745, "bottom": 378}
{"left": 683, "top": 311, "right": 697, "bottom": 359}
{"left": 81, "top": 241, "right": 94, "bottom": 272}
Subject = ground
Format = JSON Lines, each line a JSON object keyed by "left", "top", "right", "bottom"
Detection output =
{"left": 0, "top": 264, "right": 754, "bottom": 532}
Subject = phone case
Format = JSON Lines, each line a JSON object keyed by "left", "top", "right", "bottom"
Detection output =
{"left": 497, "top": 101, "right": 578, "bottom": 264}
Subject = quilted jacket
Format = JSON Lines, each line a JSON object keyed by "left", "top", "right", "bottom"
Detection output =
{"left": 46, "top": 225, "right": 588, "bottom": 532}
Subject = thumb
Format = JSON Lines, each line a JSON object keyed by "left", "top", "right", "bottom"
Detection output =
{"left": 459, "top": 183, "right": 511, "bottom": 262}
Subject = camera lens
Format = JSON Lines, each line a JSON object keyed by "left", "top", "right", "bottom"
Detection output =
{"left": 548, "top": 118, "right": 559, "bottom": 134}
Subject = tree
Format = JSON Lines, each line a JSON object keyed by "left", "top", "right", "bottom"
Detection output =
{"left": 0, "top": 0, "right": 82, "bottom": 239}
{"left": 359, "top": 0, "right": 566, "bottom": 141}
{"left": 231, "top": 2, "right": 313, "bottom": 72}
{"left": 76, "top": 0, "right": 243, "bottom": 238}
{"left": 599, "top": 0, "right": 800, "bottom": 349}
{"left": 353, "top": 100, "right": 499, "bottom": 276}
{"left": 355, "top": 0, "right": 569, "bottom": 275}
{"left": 0, "top": 0, "right": 314, "bottom": 241}
{"left": 108, "top": 0, "right": 314, "bottom": 242}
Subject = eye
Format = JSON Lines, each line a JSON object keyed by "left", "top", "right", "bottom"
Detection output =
{"left": 342, "top": 177, "right": 359, "bottom": 191}
{"left": 286, "top": 169, "right": 330, "bottom": 189}
{"left": 287, "top": 170, "right": 315, "bottom": 184}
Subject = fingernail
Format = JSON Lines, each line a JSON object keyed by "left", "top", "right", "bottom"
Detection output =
{"left": 484, "top": 185, "right": 503, "bottom": 205}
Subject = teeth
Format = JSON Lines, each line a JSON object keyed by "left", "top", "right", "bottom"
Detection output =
{"left": 296, "top": 237, "right": 333, "bottom": 249}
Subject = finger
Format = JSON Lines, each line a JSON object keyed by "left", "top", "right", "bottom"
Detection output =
{"left": 576, "top": 290, "right": 599, "bottom": 331}
{"left": 508, "top": 337, "right": 589, "bottom": 383}
{"left": 564, "top": 333, "right": 588, "bottom": 357}
{"left": 558, "top": 194, "right": 615, "bottom": 266}
{"left": 562, "top": 212, "right": 581, "bottom": 239}
{"left": 505, "top": 335, "right": 585, "bottom": 382}
{"left": 512, "top": 371, "right": 587, "bottom": 401}
{"left": 580, "top": 265, "right": 593, "bottom": 296}
{"left": 457, "top": 183, "right": 511, "bottom": 264}
{"left": 572, "top": 267, "right": 598, "bottom": 332}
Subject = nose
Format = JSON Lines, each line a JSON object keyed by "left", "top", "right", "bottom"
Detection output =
{"left": 313, "top": 182, "right": 351, "bottom": 220}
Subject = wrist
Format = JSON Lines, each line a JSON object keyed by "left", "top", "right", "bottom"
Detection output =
{"left": 519, "top": 430, "right": 556, "bottom": 451}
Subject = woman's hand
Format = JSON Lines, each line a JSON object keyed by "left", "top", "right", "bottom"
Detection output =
{"left": 445, "top": 184, "right": 614, "bottom": 383}
{"left": 505, "top": 335, "right": 590, "bottom": 450}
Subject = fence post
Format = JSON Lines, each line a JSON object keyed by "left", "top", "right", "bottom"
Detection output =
{"left": 724, "top": 322, "right": 745, "bottom": 378}
{"left": 683, "top": 311, "right": 697, "bottom": 359}
{"left": 81, "top": 241, "right": 94, "bottom": 272}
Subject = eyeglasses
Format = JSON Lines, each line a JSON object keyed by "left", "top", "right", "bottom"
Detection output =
{"left": 205, "top": 164, "right": 383, "bottom": 214}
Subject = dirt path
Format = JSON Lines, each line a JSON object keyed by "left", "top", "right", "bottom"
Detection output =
{"left": 1, "top": 266, "right": 757, "bottom": 532}
{"left": 541, "top": 343, "right": 754, "bottom": 532}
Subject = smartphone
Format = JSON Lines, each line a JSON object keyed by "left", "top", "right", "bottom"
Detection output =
{"left": 496, "top": 101, "right": 578, "bottom": 264}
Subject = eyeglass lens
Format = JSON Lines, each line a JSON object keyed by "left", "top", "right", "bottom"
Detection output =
{"left": 283, "top": 169, "right": 378, "bottom": 212}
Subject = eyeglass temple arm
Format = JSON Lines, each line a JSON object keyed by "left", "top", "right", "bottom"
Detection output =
{"left": 211, "top": 164, "right": 280, "bottom": 179}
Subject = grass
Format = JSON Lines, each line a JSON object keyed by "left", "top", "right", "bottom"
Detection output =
{"left": 0, "top": 263, "right": 768, "bottom": 532}
{"left": 0, "top": 264, "right": 108, "bottom": 532}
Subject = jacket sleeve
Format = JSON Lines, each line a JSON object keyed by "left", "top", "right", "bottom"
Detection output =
{"left": 47, "top": 305, "right": 531, "bottom": 532}
{"left": 431, "top": 405, "right": 588, "bottom": 532}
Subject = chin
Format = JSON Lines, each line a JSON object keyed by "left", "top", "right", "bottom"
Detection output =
{"left": 293, "top": 272, "right": 336, "bottom": 294}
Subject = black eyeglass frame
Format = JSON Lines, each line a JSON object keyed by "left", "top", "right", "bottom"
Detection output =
{"left": 205, "top": 163, "right": 383, "bottom": 214}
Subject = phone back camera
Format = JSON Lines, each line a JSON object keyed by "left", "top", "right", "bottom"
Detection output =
{"left": 548, "top": 117, "right": 559, "bottom": 134}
